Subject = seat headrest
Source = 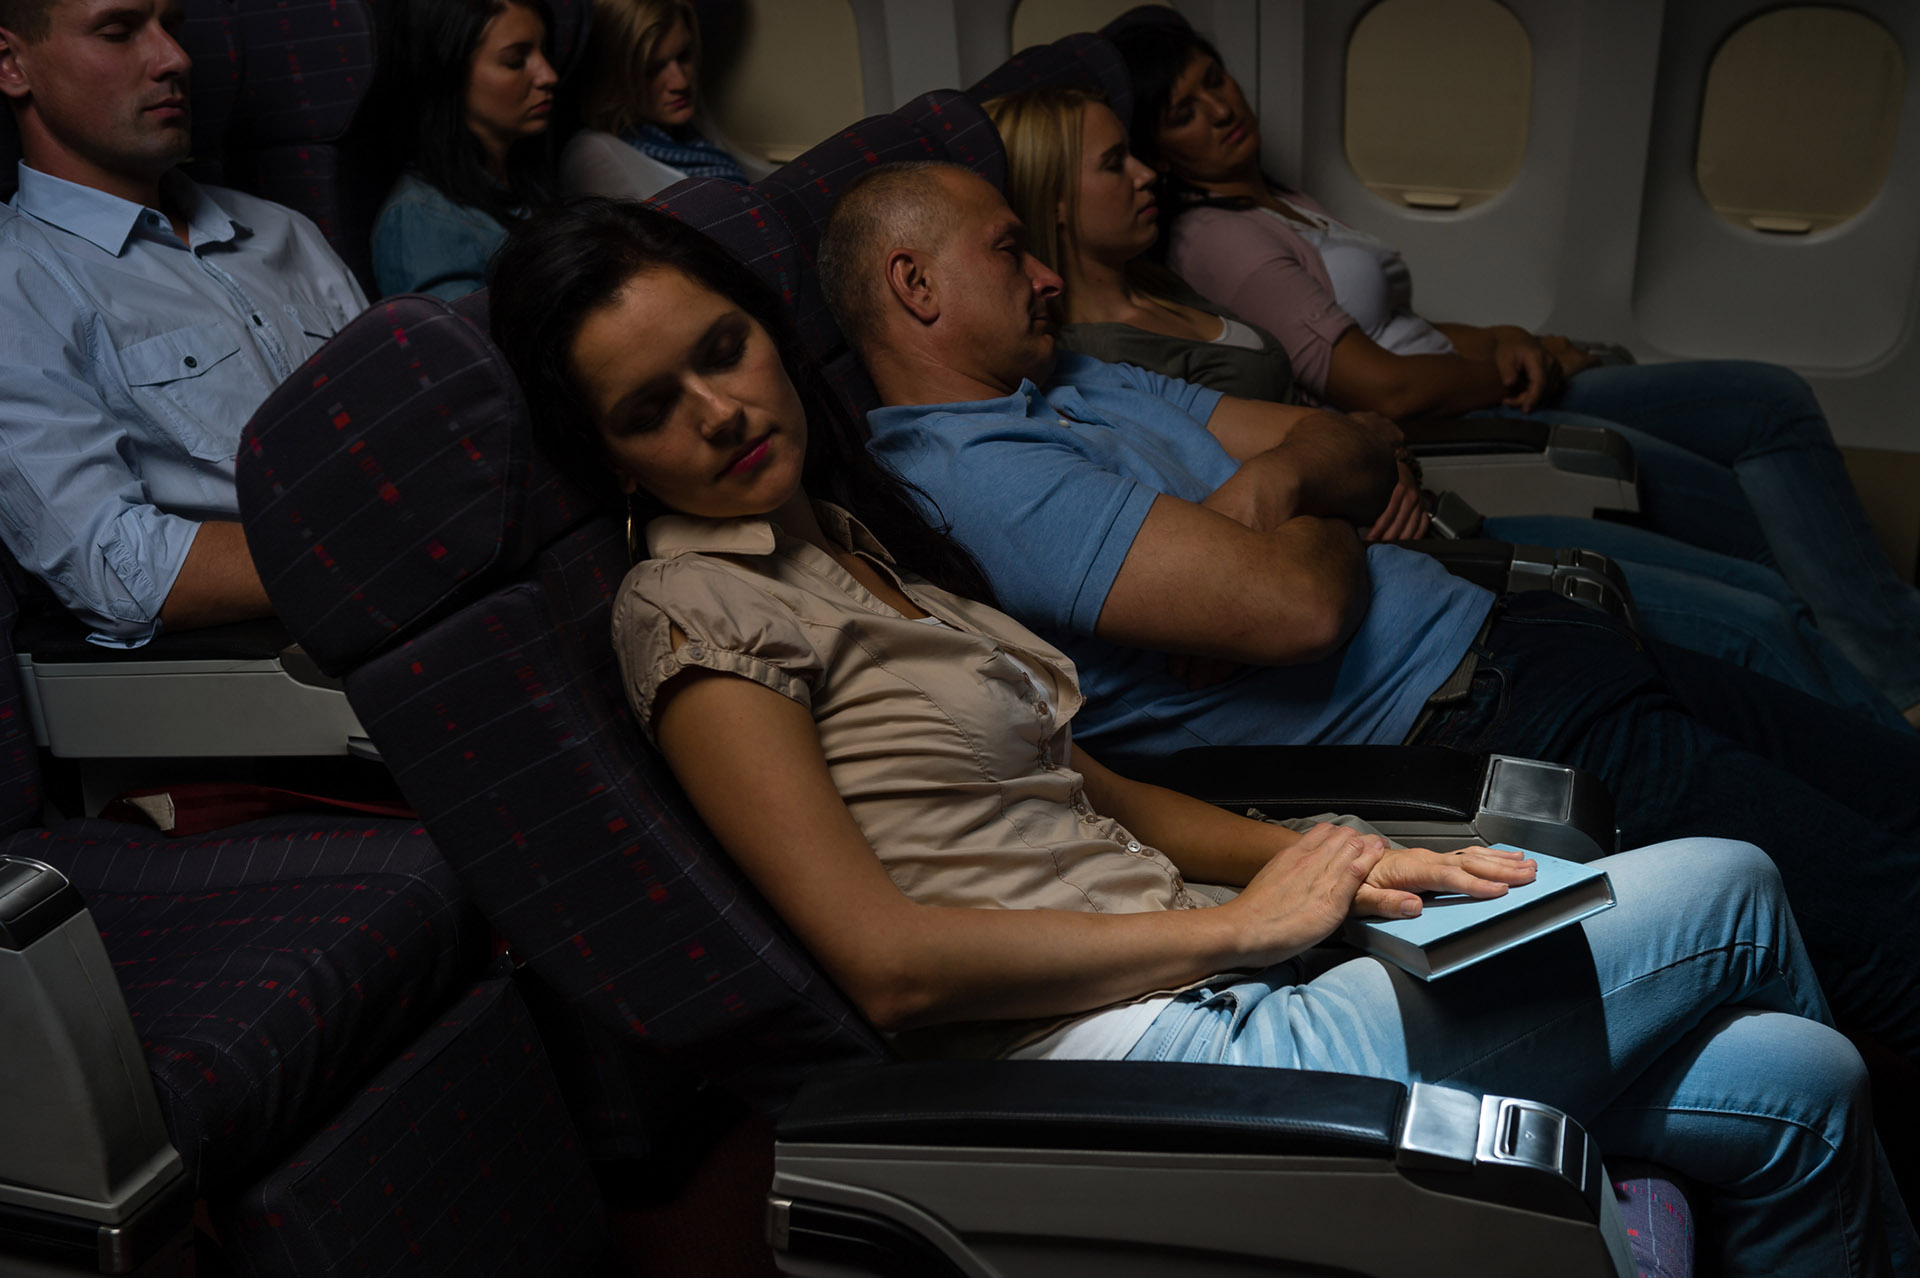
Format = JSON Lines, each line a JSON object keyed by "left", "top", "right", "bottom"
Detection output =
{"left": 895, "top": 89, "right": 1007, "bottom": 192}
{"left": 233, "top": 0, "right": 380, "bottom": 148}
{"left": 237, "top": 293, "right": 598, "bottom": 676}
{"left": 753, "top": 112, "right": 947, "bottom": 260}
{"left": 649, "top": 176, "right": 842, "bottom": 367}
{"left": 967, "top": 30, "right": 1133, "bottom": 126}
{"left": 544, "top": 0, "right": 595, "bottom": 81}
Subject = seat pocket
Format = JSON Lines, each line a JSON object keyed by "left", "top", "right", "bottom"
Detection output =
{"left": 116, "top": 323, "right": 253, "bottom": 462}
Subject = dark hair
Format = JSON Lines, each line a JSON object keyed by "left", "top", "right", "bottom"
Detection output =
{"left": 489, "top": 198, "right": 998, "bottom": 605}
{"left": 390, "top": 0, "right": 554, "bottom": 225}
{"left": 1105, "top": 18, "right": 1280, "bottom": 251}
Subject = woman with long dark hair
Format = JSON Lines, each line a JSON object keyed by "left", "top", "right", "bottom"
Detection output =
{"left": 1105, "top": 14, "right": 1920, "bottom": 727}
{"left": 485, "top": 198, "right": 1913, "bottom": 1278}
{"left": 372, "top": 0, "right": 558, "bottom": 299}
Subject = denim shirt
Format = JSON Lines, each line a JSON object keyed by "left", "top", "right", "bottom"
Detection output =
{"left": 0, "top": 164, "right": 367, "bottom": 643}
{"left": 370, "top": 171, "right": 508, "bottom": 301}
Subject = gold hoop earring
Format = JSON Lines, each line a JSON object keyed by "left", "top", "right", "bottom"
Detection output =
{"left": 625, "top": 495, "right": 644, "bottom": 565}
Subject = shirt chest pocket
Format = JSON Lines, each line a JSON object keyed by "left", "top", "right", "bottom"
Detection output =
{"left": 116, "top": 323, "right": 254, "bottom": 462}
{"left": 287, "top": 301, "right": 342, "bottom": 363}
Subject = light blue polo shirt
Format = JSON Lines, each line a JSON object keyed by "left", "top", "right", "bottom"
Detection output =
{"left": 867, "top": 354, "right": 1494, "bottom": 755}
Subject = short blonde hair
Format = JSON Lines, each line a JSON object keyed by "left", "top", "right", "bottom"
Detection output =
{"left": 982, "top": 85, "right": 1105, "bottom": 322}
{"left": 580, "top": 0, "right": 698, "bottom": 137}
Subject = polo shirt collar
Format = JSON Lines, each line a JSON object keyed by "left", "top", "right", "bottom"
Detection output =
{"left": 646, "top": 501, "right": 894, "bottom": 563}
{"left": 12, "top": 163, "right": 244, "bottom": 255}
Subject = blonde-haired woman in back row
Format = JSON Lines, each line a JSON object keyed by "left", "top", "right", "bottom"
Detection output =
{"left": 560, "top": 0, "right": 772, "bottom": 202}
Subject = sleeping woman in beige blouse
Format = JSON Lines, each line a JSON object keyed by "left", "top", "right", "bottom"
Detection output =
{"left": 482, "top": 198, "right": 1909, "bottom": 1275}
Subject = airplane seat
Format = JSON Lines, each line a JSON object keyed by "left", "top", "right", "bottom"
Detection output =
{"left": 0, "top": 571, "right": 607, "bottom": 1275}
{"left": 231, "top": 285, "right": 1683, "bottom": 1276}
{"left": 964, "top": 29, "right": 1134, "bottom": 119}
{"left": 220, "top": 0, "right": 391, "bottom": 295}
{"left": 894, "top": 88, "right": 1009, "bottom": 191}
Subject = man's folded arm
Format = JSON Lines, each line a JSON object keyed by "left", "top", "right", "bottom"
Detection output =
{"left": 1096, "top": 493, "right": 1370, "bottom": 667}
{"left": 0, "top": 299, "right": 270, "bottom": 640}
{"left": 1203, "top": 396, "right": 1400, "bottom": 525}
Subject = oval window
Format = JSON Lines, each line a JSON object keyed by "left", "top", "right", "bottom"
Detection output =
{"left": 1344, "top": 0, "right": 1531, "bottom": 212}
{"left": 1696, "top": 7, "right": 1904, "bottom": 235}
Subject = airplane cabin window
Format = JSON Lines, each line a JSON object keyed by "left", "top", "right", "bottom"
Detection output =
{"left": 1696, "top": 6, "right": 1904, "bottom": 236}
{"left": 703, "top": 0, "right": 865, "bottom": 163}
{"left": 1010, "top": 0, "right": 1149, "bottom": 51}
{"left": 1342, "top": 0, "right": 1531, "bottom": 212}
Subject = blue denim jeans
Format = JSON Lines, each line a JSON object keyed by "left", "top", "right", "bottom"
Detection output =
{"left": 1530, "top": 360, "right": 1920, "bottom": 709}
{"left": 1406, "top": 592, "right": 1920, "bottom": 1059}
{"left": 1126, "top": 841, "right": 1918, "bottom": 1276}
{"left": 1482, "top": 513, "right": 1909, "bottom": 730}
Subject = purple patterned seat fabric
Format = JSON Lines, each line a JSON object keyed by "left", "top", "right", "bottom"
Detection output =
{"left": 238, "top": 298, "right": 596, "bottom": 676}
{"left": 1612, "top": 1174, "right": 1696, "bottom": 1278}
{"left": 966, "top": 30, "right": 1134, "bottom": 122}
{"left": 237, "top": 293, "right": 888, "bottom": 1115}
{"left": 896, "top": 88, "right": 1009, "bottom": 192}
{"left": 228, "top": 0, "right": 388, "bottom": 291}
{"left": 6, "top": 814, "right": 482, "bottom": 1196}
{"left": 219, "top": 974, "right": 607, "bottom": 1278}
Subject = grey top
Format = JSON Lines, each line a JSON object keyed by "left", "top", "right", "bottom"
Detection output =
{"left": 1057, "top": 283, "right": 1299, "bottom": 405}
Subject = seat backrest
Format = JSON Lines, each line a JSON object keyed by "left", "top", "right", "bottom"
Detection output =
{"left": 966, "top": 30, "right": 1134, "bottom": 121}
{"left": 236, "top": 292, "right": 889, "bottom": 1114}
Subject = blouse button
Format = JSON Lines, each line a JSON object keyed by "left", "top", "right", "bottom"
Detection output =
{"left": 1125, "top": 840, "right": 1143, "bottom": 854}
{"left": 683, "top": 642, "right": 705, "bottom": 660}
{"left": 1035, "top": 701, "right": 1050, "bottom": 716}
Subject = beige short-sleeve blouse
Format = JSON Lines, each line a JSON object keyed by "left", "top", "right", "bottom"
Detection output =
{"left": 610, "top": 502, "right": 1210, "bottom": 920}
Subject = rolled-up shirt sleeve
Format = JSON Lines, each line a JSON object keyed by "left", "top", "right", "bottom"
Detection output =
{"left": 0, "top": 261, "right": 196, "bottom": 643}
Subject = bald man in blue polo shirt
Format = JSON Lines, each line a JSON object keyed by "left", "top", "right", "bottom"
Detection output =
{"left": 0, "top": 0, "right": 366, "bottom": 644}
{"left": 819, "top": 159, "right": 1920, "bottom": 1063}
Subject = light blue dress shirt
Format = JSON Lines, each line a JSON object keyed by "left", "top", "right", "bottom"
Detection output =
{"left": 0, "top": 164, "right": 366, "bottom": 644}
{"left": 866, "top": 354, "right": 1494, "bottom": 756}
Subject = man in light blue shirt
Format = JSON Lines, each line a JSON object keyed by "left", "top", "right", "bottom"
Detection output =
{"left": 0, "top": 0, "right": 367, "bottom": 644}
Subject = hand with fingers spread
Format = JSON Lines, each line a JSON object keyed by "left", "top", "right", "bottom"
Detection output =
{"left": 1223, "top": 822, "right": 1390, "bottom": 967}
{"left": 1351, "top": 845, "right": 1538, "bottom": 920}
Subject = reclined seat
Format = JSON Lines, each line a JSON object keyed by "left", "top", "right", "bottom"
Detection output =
{"left": 231, "top": 280, "right": 1692, "bottom": 1275}
{"left": 963, "top": 25, "right": 1642, "bottom": 527}
{"left": 649, "top": 92, "right": 1641, "bottom": 629}
{"left": 0, "top": 570, "right": 604, "bottom": 1276}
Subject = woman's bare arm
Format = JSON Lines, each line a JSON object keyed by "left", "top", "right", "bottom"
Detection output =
{"left": 655, "top": 667, "right": 1382, "bottom": 1032}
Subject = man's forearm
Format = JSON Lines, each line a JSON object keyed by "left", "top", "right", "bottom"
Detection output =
{"left": 1204, "top": 414, "right": 1395, "bottom": 531}
{"left": 158, "top": 521, "right": 274, "bottom": 632}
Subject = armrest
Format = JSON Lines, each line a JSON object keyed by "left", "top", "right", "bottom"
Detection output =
{"left": 1108, "top": 746, "right": 1618, "bottom": 862}
{"left": 0, "top": 855, "right": 190, "bottom": 1271}
{"left": 779, "top": 1059, "right": 1404, "bottom": 1158}
{"left": 771, "top": 1060, "right": 1632, "bottom": 1278}
{"left": 1400, "top": 539, "right": 1641, "bottom": 631}
{"left": 1400, "top": 419, "right": 1636, "bottom": 484}
{"left": 11, "top": 609, "right": 367, "bottom": 759}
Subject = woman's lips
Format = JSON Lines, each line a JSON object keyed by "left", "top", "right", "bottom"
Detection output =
{"left": 723, "top": 436, "right": 772, "bottom": 477}
{"left": 1223, "top": 121, "right": 1248, "bottom": 145}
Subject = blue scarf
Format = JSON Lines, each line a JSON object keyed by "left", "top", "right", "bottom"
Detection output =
{"left": 626, "top": 124, "right": 749, "bottom": 184}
